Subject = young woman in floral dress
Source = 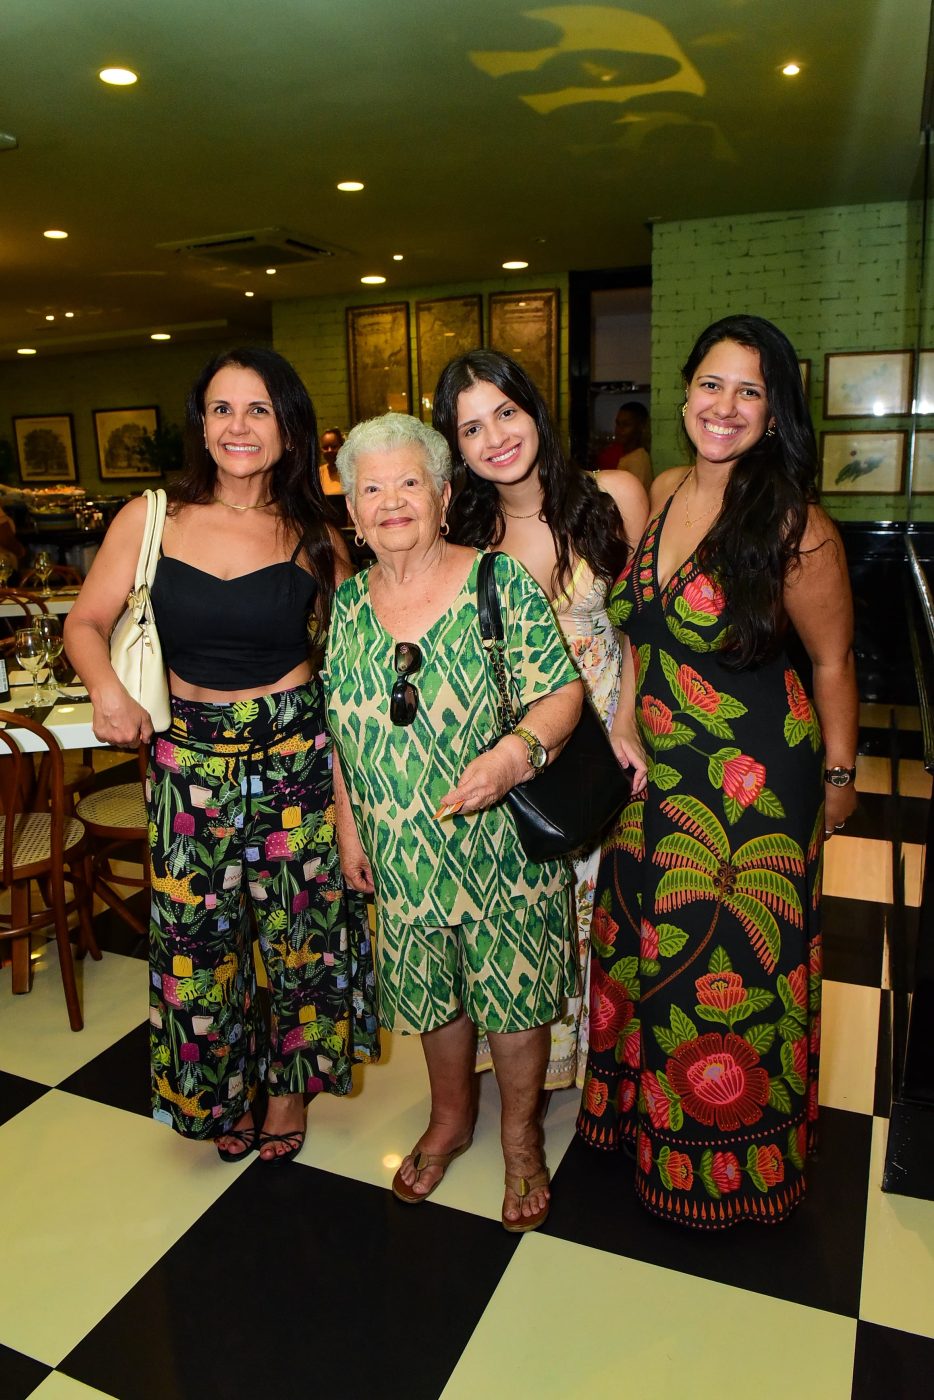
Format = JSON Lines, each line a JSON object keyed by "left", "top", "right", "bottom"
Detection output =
{"left": 577, "top": 316, "right": 858, "bottom": 1227}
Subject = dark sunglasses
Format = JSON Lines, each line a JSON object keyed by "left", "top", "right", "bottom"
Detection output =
{"left": 390, "top": 641, "right": 422, "bottom": 726}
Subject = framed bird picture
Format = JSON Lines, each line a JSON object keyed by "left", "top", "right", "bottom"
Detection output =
{"left": 820, "top": 430, "right": 906, "bottom": 494}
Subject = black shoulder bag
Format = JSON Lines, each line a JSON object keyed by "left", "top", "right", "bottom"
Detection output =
{"left": 477, "top": 552, "right": 633, "bottom": 863}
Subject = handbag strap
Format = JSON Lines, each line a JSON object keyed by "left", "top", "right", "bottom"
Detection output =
{"left": 477, "top": 552, "right": 518, "bottom": 735}
{"left": 134, "top": 488, "right": 167, "bottom": 592}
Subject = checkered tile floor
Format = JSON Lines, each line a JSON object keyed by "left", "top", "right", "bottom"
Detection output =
{"left": 1, "top": 711, "right": 933, "bottom": 1400}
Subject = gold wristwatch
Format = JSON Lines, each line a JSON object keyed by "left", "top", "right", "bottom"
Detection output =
{"left": 512, "top": 726, "right": 547, "bottom": 776}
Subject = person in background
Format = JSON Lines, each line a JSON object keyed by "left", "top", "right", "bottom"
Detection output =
{"left": 596, "top": 401, "right": 652, "bottom": 489}
{"left": 578, "top": 314, "right": 858, "bottom": 1228}
{"left": 325, "top": 412, "right": 583, "bottom": 1231}
{"left": 65, "top": 346, "right": 379, "bottom": 1164}
{"left": 432, "top": 349, "right": 648, "bottom": 1093}
{"left": 320, "top": 427, "right": 348, "bottom": 525}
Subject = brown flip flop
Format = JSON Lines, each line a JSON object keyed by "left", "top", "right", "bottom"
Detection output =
{"left": 391, "top": 1139, "right": 473, "bottom": 1203}
{"left": 502, "top": 1169, "right": 550, "bottom": 1233}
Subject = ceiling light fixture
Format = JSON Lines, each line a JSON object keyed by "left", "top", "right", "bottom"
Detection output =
{"left": 17, "top": 348, "right": 37, "bottom": 356}
{"left": 337, "top": 181, "right": 364, "bottom": 192}
{"left": 244, "top": 291, "right": 254, "bottom": 298}
{"left": 65, "top": 311, "right": 74, "bottom": 318}
{"left": 150, "top": 332, "right": 171, "bottom": 341}
{"left": 392, "top": 254, "right": 404, "bottom": 261}
{"left": 45, "top": 314, "right": 54, "bottom": 321}
{"left": 44, "top": 229, "right": 68, "bottom": 240}
{"left": 265, "top": 267, "right": 277, "bottom": 275}
{"left": 502, "top": 260, "right": 528, "bottom": 270}
{"left": 99, "top": 67, "right": 138, "bottom": 86}
{"left": 361, "top": 275, "right": 386, "bottom": 285}
{"left": 781, "top": 62, "right": 801, "bottom": 76}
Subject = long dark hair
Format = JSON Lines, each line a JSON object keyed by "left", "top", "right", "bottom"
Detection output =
{"left": 173, "top": 345, "right": 339, "bottom": 644}
{"left": 432, "top": 349, "right": 628, "bottom": 594}
{"left": 683, "top": 315, "right": 818, "bottom": 669}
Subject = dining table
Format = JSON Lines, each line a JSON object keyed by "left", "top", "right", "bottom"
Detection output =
{"left": 0, "top": 586, "right": 81, "bottom": 619}
{"left": 0, "top": 681, "right": 103, "bottom": 753}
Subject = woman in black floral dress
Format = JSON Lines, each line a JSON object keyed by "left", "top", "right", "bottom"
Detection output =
{"left": 577, "top": 315, "right": 858, "bottom": 1227}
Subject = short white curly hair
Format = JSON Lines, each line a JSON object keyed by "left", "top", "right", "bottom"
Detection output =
{"left": 336, "top": 412, "right": 452, "bottom": 500}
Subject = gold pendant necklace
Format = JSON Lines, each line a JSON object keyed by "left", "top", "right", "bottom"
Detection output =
{"left": 682, "top": 469, "right": 721, "bottom": 530}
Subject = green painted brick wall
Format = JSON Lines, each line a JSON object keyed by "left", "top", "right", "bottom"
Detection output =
{"left": 273, "top": 272, "right": 569, "bottom": 439}
{"left": 651, "top": 201, "right": 930, "bottom": 523}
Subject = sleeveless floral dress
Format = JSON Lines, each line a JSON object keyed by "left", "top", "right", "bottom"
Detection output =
{"left": 577, "top": 498, "right": 825, "bottom": 1228}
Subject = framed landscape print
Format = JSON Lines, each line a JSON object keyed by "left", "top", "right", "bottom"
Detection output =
{"left": 488, "top": 289, "right": 559, "bottom": 415}
{"left": 94, "top": 406, "right": 161, "bottom": 479}
{"left": 824, "top": 350, "right": 912, "bottom": 418}
{"left": 415, "top": 294, "right": 482, "bottom": 419}
{"left": 798, "top": 359, "right": 811, "bottom": 399}
{"left": 13, "top": 413, "right": 78, "bottom": 483}
{"left": 820, "top": 429, "right": 906, "bottom": 494}
{"left": 917, "top": 351, "right": 934, "bottom": 414}
{"left": 346, "top": 303, "right": 412, "bottom": 423}
{"left": 912, "top": 431, "right": 934, "bottom": 493}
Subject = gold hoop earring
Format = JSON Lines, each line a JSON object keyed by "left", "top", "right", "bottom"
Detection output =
{"left": 440, "top": 520, "right": 450, "bottom": 537}
{"left": 354, "top": 531, "right": 365, "bottom": 548}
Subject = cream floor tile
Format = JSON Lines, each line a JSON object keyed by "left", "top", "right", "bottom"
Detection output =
{"left": 860, "top": 1117, "right": 934, "bottom": 1340}
{"left": 296, "top": 1030, "right": 579, "bottom": 1221}
{"left": 441, "top": 1234, "right": 856, "bottom": 1400}
{"left": 897, "top": 759, "right": 933, "bottom": 800}
{"left": 856, "top": 755, "right": 892, "bottom": 795}
{"left": 0, "top": 948, "right": 147, "bottom": 1085}
{"left": 0, "top": 1091, "right": 248, "bottom": 1367}
{"left": 860, "top": 702, "right": 921, "bottom": 732}
{"left": 818, "top": 979, "right": 880, "bottom": 1115}
{"left": 29, "top": 1375, "right": 119, "bottom": 1399}
{"left": 901, "top": 842, "right": 926, "bottom": 907}
{"left": 822, "top": 836, "right": 892, "bottom": 904}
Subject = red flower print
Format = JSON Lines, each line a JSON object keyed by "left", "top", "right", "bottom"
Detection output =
{"left": 667, "top": 1032, "right": 769, "bottom": 1130}
{"left": 637, "top": 1130, "right": 654, "bottom": 1175}
{"left": 623, "top": 1026, "right": 642, "bottom": 1068}
{"left": 677, "top": 664, "right": 722, "bottom": 715}
{"left": 682, "top": 573, "right": 725, "bottom": 617}
{"left": 787, "top": 964, "right": 808, "bottom": 1008}
{"left": 710, "top": 1151, "right": 742, "bottom": 1194}
{"left": 619, "top": 1078, "right": 637, "bottom": 1113}
{"left": 721, "top": 754, "right": 767, "bottom": 809}
{"left": 668, "top": 1151, "right": 694, "bottom": 1190}
{"left": 756, "top": 1144, "right": 784, "bottom": 1186}
{"left": 791, "top": 1035, "right": 808, "bottom": 1080}
{"left": 585, "top": 1077, "right": 608, "bottom": 1118}
{"left": 591, "top": 906, "right": 619, "bottom": 949}
{"left": 695, "top": 970, "right": 746, "bottom": 1009}
{"left": 641, "top": 696, "right": 674, "bottom": 736}
{"left": 639, "top": 919, "right": 659, "bottom": 960}
{"left": 630, "top": 642, "right": 642, "bottom": 685}
{"left": 809, "top": 936, "right": 823, "bottom": 977}
{"left": 796, "top": 1122, "right": 807, "bottom": 1163}
{"left": 784, "top": 669, "right": 812, "bottom": 724}
{"left": 809, "top": 1013, "right": 821, "bottom": 1057}
{"left": 588, "top": 960, "right": 635, "bottom": 1052}
{"left": 641, "top": 1070, "right": 671, "bottom": 1129}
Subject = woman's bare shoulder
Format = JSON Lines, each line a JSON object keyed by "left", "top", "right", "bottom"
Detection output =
{"left": 649, "top": 466, "right": 691, "bottom": 512}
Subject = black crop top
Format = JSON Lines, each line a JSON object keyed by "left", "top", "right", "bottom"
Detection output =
{"left": 150, "top": 554, "right": 318, "bottom": 689}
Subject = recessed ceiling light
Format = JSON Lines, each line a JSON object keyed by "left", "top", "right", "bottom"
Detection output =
{"left": 502, "top": 260, "right": 529, "bottom": 270}
{"left": 45, "top": 314, "right": 55, "bottom": 321}
{"left": 361, "top": 275, "right": 386, "bottom": 285}
{"left": 17, "top": 347, "right": 36, "bottom": 355}
{"left": 392, "top": 253, "right": 404, "bottom": 261}
{"left": 99, "top": 67, "right": 138, "bottom": 86}
{"left": 64, "top": 311, "right": 74, "bottom": 318}
{"left": 244, "top": 291, "right": 254, "bottom": 298}
{"left": 150, "top": 332, "right": 171, "bottom": 341}
{"left": 781, "top": 62, "right": 801, "bottom": 76}
{"left": 265, "top": 267, "right": 277, "bottom": 275}
{"left": 337, "top": 181, "right": 364, "bottom": 192}
{"left": 44, "top": 229, "right": 68, "bottom": 240}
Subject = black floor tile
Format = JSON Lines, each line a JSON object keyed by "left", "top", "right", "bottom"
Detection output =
{"left": 847, "top": 792, "right": 928, "bottom": 845}
{"left": 547, "top": 1106, "right": 872, "bottom": 1317}
{"left": 57, "top": 1022, "right": 150, "bottom": 1117}
{"left": 91, "top": 891, "right": 149, "bottom": 959}
{"left": 822, "top": 897, "right": 887, "bottom": 987}
{"left": 852, "top": 1320, "right": 934, "bottom": 1399}
{"left": 0, "top": 1070, "right": 49, "bottom": 1129}
{"left": 60, "top": 1164, "right": 518, "bottom": 1400}
{"left": 0, "top": 1342, "right": 50, "bottom": 1400}
{"left": 859, "top": 730, "right": 924, "bottom": 761}
{"left": 874, "top": 991, "right": 893, "bottom": 1118}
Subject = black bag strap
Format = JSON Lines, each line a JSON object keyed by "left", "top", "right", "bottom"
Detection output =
{"left": 477, "top": 552, "right": 518, "bottom": 735}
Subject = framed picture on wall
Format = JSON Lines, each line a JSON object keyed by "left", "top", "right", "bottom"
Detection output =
{"left": 823, "top": 350, "right": 912, "bottom": 418}
{"left": 912, "top": 431, "right": 934, "bottom": 493}
{"left": 94, "top": 406, "right": 161, "bottom": 479}
{"left": 488, "top": 289, "right": 559, "bottom": 415}
{"left": 798, "top": 360, "right": 811, "bottom": 398}
{"left": 415, "top": 295, "right": 482, "bottom": 420}
{"left": 917, "top": 351, "right": 934, "bottom": 413}
{"left": 346, "top": 303, "right": 412, "bottom": 423}
{"left": 13, "top": 414, "right": 78, "bottom": 483}
{"left": 820, "top": 429, "right": 906, "bottom": 494}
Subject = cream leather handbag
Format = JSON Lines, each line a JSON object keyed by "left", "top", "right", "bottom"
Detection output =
{"left": 109, "top": 487, "right": 171, "bottom": 733}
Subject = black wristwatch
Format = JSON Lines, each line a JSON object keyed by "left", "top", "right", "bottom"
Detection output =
{"left": 513, "top": 726, "right": 547, "bottom": 776}
{"left": 824, "top": 766, "right": 857, "bottom": 787}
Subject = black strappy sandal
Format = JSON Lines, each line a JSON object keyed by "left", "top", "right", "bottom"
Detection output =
{"left": 215, "top": 1125, "right": 258, "bottom": 1164}
{"left": 257, "top": 1129, "right": 305, "bottom": 1164}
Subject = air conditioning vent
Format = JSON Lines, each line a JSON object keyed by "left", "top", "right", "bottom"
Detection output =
{"left": 157, "top": 228, "right": 344, "bottom": 269}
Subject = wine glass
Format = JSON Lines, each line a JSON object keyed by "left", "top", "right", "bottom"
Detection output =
{"left": 33, "top": 550, "right": 54, "bottom": 596}
{"left": 14, "top": 628, "right": 46, "bottom": 712}
{"left": 36, "top": 615, "right": 64, "bottom": 698}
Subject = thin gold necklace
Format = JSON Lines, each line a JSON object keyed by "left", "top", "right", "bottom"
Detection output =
{"left": 502, "top": 506, "right": 542, "bottom": 520}
{"left": 214, "top": 496, "right": 274, "bottom": 512}
{"left": 682, "top": 468, "right": 721, "bottom": 529}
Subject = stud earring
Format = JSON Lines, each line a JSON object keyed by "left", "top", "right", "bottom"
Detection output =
{"left": 681, "top": 404, "right": 686, "bottom": 419}
{"left": 766, "top": 424, "right": 776, "bottom": 438}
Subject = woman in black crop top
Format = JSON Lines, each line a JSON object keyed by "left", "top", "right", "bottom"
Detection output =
{"left": 66, "top": 347, "right": 380, "bottom": 1163}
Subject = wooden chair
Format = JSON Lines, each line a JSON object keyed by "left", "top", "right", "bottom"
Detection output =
{"left": 18, "top": 564, "right": 83, "bottom": 589}
{"left": 0, "top": 709, "right": 100, "bottom": 1030}
{"left": 0, "top": 590, "right": 49, "bottom": 655}
{"left": 75, "top": 746, "right": 149, "bottom": 939}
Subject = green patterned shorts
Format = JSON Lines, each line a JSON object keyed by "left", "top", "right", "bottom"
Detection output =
{"left": 375, "top": 886, "right": 577, "bottom": 1035}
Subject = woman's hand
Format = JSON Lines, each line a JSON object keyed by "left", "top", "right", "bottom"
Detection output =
{"left": 438, "top": 738, "right": 529, "bottom": 815}
{"left": 338, "top": 824, "right": 375, "bottom": 894}
{"left": 610, "top": 719, "right": 648, "bottom": 796}
{"left": 823, "top": 781, "right": 858, "bottom": 838}
{"left": 90, "top": 682, "right": 154, "bottom": 747}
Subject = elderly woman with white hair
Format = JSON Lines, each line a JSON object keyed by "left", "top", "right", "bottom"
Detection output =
{"left": 323, "top": 412, "right": 583, "bottom": 1231}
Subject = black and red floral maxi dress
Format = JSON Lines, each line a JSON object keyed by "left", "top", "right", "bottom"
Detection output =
{"left": 577, "top": 499, "right": 825, "bottom": 1228}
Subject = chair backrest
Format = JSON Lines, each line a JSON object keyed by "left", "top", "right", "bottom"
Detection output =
{"left": 19, "top": 565, "right": 82, "bottom": 588}
{"left": 0, "top": 588, "right": 49, "bottom": 618}
{"left": 0, "top": 709, "right": 66, "bottom": 885}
